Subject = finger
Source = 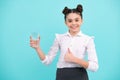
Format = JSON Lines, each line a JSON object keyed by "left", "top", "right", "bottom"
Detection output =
{"left": 30, "top": 39, "right": 33, "bottom": 42}
{"left": 37, "top": 36, "right": 40, "bottom": 41}
{"left": 30, "top": 41, "right": 35, "bottom": 44}
{"left": 68, "top": 48, "right": 71, "bottom": 53}
{"left": 30, "top": 36, "right": 32, "bottom": 40}
{"left": 38, "top": 36, "right": 40, "bottom": 40}
{"left": 30, "top": 39, "right": 35, "bottom": 43}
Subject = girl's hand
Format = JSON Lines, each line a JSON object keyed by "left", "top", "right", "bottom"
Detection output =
{"left": 30, "top": 36, "right": 40, "bottom": 49}
{"left": 64, "top": 48, "right": 75, "bottom": 63}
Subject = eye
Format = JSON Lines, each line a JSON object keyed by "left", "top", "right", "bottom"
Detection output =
{"left": 75, "top": 19, "right": 79, "bottom": 22}
{"left": 68, "top": 20, "right": 72, "bottom": 23}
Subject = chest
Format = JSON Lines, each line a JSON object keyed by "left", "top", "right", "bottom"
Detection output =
{"left": 59, "top": 37, "right": 87, "bottom": 53}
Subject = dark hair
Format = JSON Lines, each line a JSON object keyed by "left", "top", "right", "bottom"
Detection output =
{"left": 62, "top": 4, "right": 83, "bottom": 20}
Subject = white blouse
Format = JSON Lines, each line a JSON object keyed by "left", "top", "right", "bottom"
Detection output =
{"left": 42, "top": 31, "right": 99, "bottom": 72}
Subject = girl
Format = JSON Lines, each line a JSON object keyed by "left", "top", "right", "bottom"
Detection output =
{"left": 30, "top": 4, "right": 99, "bottom": 80}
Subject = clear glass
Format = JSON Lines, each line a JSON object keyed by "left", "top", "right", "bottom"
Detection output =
{"left": 31, "top": 32, "right": 39, "bottom": 40}
{"left": 31, "top": 32, "right": 40, "bottom": 48}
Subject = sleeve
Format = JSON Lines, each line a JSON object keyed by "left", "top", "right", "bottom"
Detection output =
{"left": 41, "top": 34, "right": 60, "bottom": 65}
{"left": 86, "top": 37, "right": 99, "bottom": 72}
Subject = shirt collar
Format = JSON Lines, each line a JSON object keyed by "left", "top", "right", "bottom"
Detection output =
{"left": 65, "top": 31, "right": 83, "bottom": 37}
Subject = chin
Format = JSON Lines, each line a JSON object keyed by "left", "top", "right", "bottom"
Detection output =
{"left": 72, "top": 29, "right": 79, "bottom": 32}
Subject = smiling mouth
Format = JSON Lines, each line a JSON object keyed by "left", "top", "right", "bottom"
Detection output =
{"left": 71, "top": 26, "right": 78, "bottom": 29}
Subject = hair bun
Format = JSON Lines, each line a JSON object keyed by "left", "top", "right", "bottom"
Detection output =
{"left": 76, "top": 4, "right": 83, "bottom": 13}
{"left": 62, "top": 7, "right": 70, "bottom": 15}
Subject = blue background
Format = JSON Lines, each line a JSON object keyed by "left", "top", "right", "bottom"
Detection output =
{"left": 0, "top": 0, "right": 120, "bottom": 80}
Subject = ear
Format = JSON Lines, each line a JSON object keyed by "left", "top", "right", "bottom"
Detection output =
{"left": 81, "top": 19, "right": 83, "bottom": 24}
{"left": 65, "top": 21, "right": 67, "bottom": 25}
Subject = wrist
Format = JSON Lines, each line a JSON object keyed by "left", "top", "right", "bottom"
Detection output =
{"left": 71, "top": 56, "right": 76, "bottom": 63}
{"left": 73, "top": 56, "right": 79, "bottom": 63}
{"left": 35, "top": 46, "right": 40, "bottom": 51}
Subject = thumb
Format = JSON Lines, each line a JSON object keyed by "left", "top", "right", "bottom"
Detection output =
{"left": 68, "top": 48, "right": 71, "bottom": 53}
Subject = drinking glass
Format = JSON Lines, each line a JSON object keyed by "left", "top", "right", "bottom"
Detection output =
{"left": 31, "top": 32, "right": 39, "bottom": 40}
{"left": 31, "top": 32, "right": 40, "bottom": 48}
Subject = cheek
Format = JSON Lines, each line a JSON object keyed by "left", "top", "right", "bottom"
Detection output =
{"left": 78, "top": 23, "right": 81, "bottom": 26}
{"left": 80, "top": 21, "right": 82, "bottom": 24}
{"left": 77, "top": 22, "right": 82, "bottom": 26}
{"left": 66, "top": 22, "right": 71, "bottom": 27}
{"left": 67, "top": 25, "right": 71, "bottom": 29}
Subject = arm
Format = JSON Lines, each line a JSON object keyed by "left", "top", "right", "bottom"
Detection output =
{"left": 86, "top": 37, "right": 99, "bottom": 72}
{"left": 64, "top": 38, "right": 99, "bottom": 72}
{"left": 30, "top": 36, "right": 46, "bottom": 60}
{"left": 64, "top": 48, "right": 89, "bottom": 69}
{"left": 30, "top": 35, "right": 59, "bottom": 65}
{"left": 35, "top": 47, "right": 46, "bottom": 60}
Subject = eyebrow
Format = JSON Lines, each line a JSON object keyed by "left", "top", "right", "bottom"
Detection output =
{"left": 67, "top": 17, "right": 80, "bottom": 20}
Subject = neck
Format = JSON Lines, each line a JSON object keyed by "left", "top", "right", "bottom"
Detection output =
{"left": 69, "top": 30, "right": 80, "bottom": 36}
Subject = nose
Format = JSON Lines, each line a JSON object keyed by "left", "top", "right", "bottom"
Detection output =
{"left": 72, "top": 21, "right": 76, "bottom": 25}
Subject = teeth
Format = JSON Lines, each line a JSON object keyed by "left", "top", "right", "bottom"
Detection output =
{"left": 72, "top": 26, "right": 77, "bottom": 28}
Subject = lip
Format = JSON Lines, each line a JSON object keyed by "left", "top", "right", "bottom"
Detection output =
{"left": 70, "top": 26, "right": 78, "bottom": 29}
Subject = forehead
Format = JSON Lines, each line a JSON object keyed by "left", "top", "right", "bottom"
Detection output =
{"left": 66, "top": 13, "right": 81, "bottom": 19}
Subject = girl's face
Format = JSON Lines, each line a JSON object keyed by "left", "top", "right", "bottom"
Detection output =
{"left": 65, "top": 13, "right": 83, "bottom": 34}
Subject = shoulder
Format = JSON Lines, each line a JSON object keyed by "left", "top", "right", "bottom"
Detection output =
{"left": 81, "top": 32, "right": 94, "bottom": 40}
{"left": 55, "top": 33, "right": 67, "bottom": 41}
{"left": 81, "top": 32, "right": 95, "bottom": 45}
{"left": 55, "top": 33, "right": 67, "bottom": 38}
